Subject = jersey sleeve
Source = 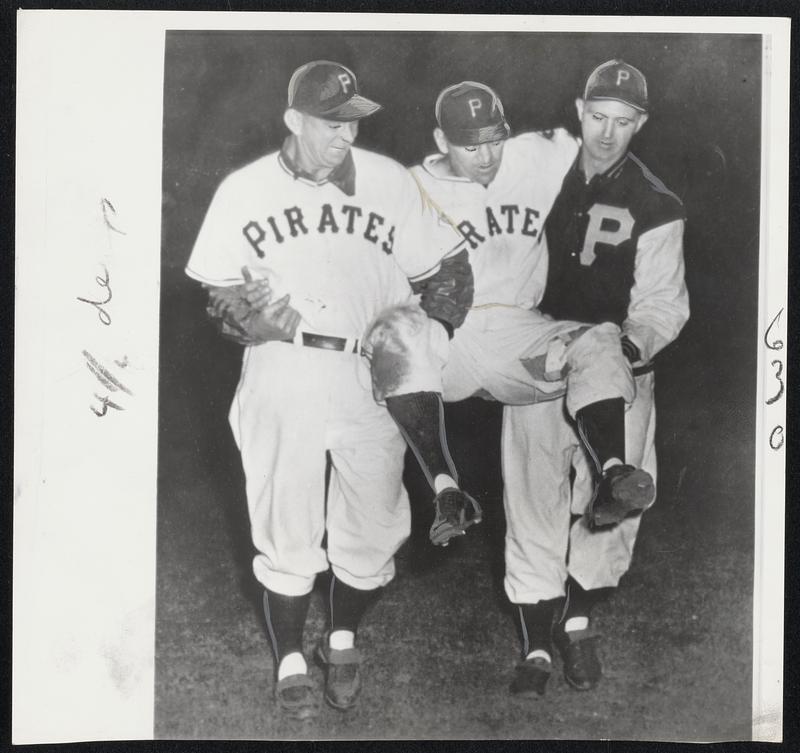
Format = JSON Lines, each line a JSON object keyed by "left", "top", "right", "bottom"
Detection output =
{"left": 516, "top": 128, "right": 580, "bottom": 182}
{"left": 526, "top": 230, "right": 551, "bottom": 308}
{"left": 392, "top": 168, "right": 466, "bottom": 281}
{"left": 545, "top": 127, "right": 581, "bottom": 175}
{"left": 185, "top": 175, "right": 251, "bottom": 287}
{"left": 623, "top": 219, "right": 690, "bottom": 361}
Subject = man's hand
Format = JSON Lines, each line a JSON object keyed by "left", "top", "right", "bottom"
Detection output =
{"left": 206, "top": 266, "right": 301, "bottom": 345}
{"left": 245, "top": 294, "right": 302, "bottom": 343}
{"left": 207, "top": 277, "right": 272, "bottom": 321}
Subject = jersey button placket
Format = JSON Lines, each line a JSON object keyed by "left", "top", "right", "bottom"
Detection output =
{"left": 571, "top": 196, "right": 588, "bottom": 258}
{"left": 572, "top": 209, "right": 583, "bottom": 258}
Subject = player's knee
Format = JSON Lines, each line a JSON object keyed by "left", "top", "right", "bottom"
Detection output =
{"left": 365, "top": 303, "right": 428, "bottom": 398}
{"left": 564, "top": 322, "right": 622, "bottom": 363}
{"left": 562, "top": 324, "right": 594, "bottom": 346}
{"left": 523, "top": 326, "right": 594, "bottom": 383}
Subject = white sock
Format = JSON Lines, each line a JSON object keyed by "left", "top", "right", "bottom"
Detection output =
{"left": 564, "top": 616, "right": 589, "bottom": 633}
{"left": 525, "top": 648, "right": 552, "bottom": 664}
{"left": 602, "top": 457, "right": 623, "bottom": 472}
{"left": 329, "top": 629, "right": 355, "bottom": 651}
{"left": 277, "top": 651, "right": 307, "bottom": 681}
{"left": 433, "top": 473, "right": 457, "bottom": 494}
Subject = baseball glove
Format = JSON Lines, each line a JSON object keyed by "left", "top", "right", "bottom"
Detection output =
{"left": 429, "top": 487, "right": 483, "bottom": 546}
{"left": 411, "top": 249, "right": 474, "bottom": 335}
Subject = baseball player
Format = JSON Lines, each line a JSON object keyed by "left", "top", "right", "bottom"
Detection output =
{"left": 185, "top": 60, "right": 469, "bottom": 719}
{"left": 503, "top": 61, "right": 689, "bottom": 696}
{"left": 365, "top": 81, "right": 655, "bottom": 559}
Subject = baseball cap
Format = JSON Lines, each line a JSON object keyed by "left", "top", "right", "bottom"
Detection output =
{"left": 287, "top": 60, "right": 382, "bottom": 121}
{"left": 583, "top": 60, "right": 648, "bottom": 112}
{"left": 435, "top": 81, "right": 511, "bottom": 146}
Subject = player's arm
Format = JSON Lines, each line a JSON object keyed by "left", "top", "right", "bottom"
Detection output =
{"left": 401, "top": 170, "right": 474, "bottom": 337}
{"left": 622, "top": 219, "right": 690, "bottom": 362}
{"left": 408, "top": 247, "right": 473, "bottom": 338}
{"left": 185, "top": 175, "right": 301, "bottom": 346}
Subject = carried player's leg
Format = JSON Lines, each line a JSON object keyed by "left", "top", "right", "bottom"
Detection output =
{"left": 454, "top": 306, "right": 652, "bottom": 524}
{"left": 535, "top": 319, "right": 655, "bottom": 526}
{"left": 575, "top": 397, "right": 655, "bottom": 529}
{"left": 364, "top": 302, "right": 482, "bottom": 546}
{"left": 570, "top": 372, "right": 657, "bottom": 577}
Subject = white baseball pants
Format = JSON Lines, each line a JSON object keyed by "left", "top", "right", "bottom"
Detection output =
{"left": 229, "top": 342, "right": 410, "bottom": 597}
{"left": 502, "top": 371, "right": 656, "bottom": 604}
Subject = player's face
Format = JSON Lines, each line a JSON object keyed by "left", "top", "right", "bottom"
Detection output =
{"left": 445, "top": 139, "right": 506, "bottom": 186}
{"left": 576, "top": 98, "right": 647, "bottom": 176}
{"left": 296, "top": 114, "right": 359, "bottom": 173}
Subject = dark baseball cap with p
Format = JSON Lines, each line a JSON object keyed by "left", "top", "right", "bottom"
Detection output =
{"left": 583, "top": 59, "right": 649, "bottom": 112}
{"left": 287, "top": 60, "right": 382, "bottom": 121}
{"left": 435, "top": 81, "right": 511, "bottom": 146}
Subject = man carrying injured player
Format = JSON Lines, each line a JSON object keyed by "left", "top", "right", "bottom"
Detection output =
{"left": 365, "top": 81, "right": 654, "bottom": 556}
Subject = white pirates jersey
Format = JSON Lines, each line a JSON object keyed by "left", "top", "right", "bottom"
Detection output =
{"left": 186, "top": 145, "right": 462, "bottom": 336}
{"left": 411, "top": 128, "right": 579, "bottom": 309}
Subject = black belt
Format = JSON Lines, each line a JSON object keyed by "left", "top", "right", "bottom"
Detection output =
{"left": 282, "top": 332, "right": 361, "bottom": 353}
{"left": 632, "top": 362, "right": 655, "bottom": 377}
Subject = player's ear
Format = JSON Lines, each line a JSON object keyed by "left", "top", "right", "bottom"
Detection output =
{"left": 575, "top": 98, "right": 585, "bottom": 121}
{"left": 284, "top": 108, "right": 303, "bottom": 135}
{"left": 634, "top": 112, "right": 649, "bottom": 133}
{"left": 433, "top": 127, "right": 450, "bottom": 155}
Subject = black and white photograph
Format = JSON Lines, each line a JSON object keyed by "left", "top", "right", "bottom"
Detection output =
{"left": 13, "top": 11, "right": 789, "bottom": 746}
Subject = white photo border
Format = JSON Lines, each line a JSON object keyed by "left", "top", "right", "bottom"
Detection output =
{"left": 13, "top": 10, "right": 789, "bottom": 744}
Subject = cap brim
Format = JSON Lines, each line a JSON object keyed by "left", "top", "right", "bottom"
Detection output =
{"left": 443, "top": 121, "right": 511, "bottom": 147}
{"left": 587, "top": 92, "right": 648, "bottom": 112}
{"left": 319, "top": 95, "right": 383, "bottom": 121}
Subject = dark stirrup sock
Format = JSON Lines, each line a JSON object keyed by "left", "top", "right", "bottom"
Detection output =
{"left": 575, "top": 397, "right": 626, "bottom": 474}
{"left": 329, "top": 575, "right": 381, "bottom": 635}
{"left": 517, "top": 598, "right": 560, "bottom": 658}
{"left": 263, "top": 589, "right": 311, "bottom": 661}
{"left": 560, "top": 576, "right": 614, "bottom": 625}
{"left": 385, "top": 391, "right": 458, "bottom": 491}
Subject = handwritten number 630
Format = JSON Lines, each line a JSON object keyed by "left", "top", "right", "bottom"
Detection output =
{"left": 764, "top": 308, "right": 785, "bottom": 451}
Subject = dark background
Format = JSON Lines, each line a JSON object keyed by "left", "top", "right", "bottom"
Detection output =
{"left": 157, "top": 31, "right": 761, "bottom": 740}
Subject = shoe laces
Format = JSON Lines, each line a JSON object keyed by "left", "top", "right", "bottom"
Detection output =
{"left": 438, "top": 490, "right": 462, "bottom": 516}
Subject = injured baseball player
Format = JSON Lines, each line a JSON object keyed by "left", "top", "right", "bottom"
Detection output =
{"left": 503, "top": 61, "right": 689, "bottom": 697}
{"left": 185, "top": 61, "right": 469, "bottom": 720}
{"left": 366, "top": 80, "right": 653, "bottom": 551}
{"left": 363, "top": 78, "right": 671, "bottom": 694}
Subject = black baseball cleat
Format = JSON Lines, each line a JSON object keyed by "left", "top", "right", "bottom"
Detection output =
{"left": 429, "top": 488, "right": 483, "bottom": 546}
{"left": 315, "top": 641, "right": 363, "bottom": 710}
{"left": 553, "top": 627, "right": 602, "bottom": 691}
{"left": 509, "top": 656, "right": 552, "bottom": 697}
{"left": 588, "top": 464, "right": 655, "bottom": 529}
{"left": 274, "top": 673, "right": 319, "bottom": 720}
